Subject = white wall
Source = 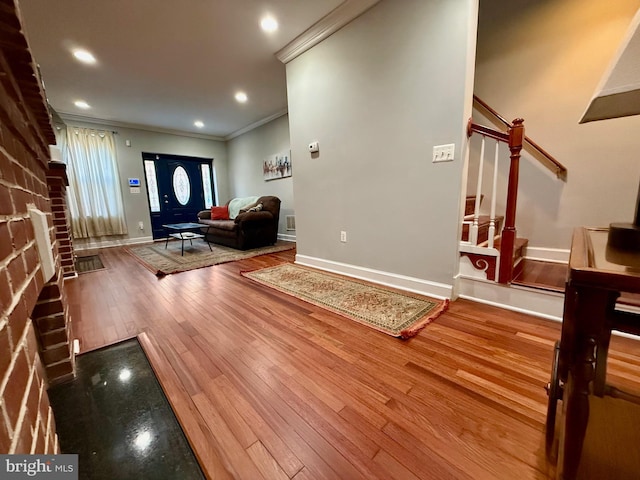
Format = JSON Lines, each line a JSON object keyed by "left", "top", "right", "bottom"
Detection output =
{"left": 60, "top": 119, "right": 229, "bottom": 247}
{"left": 286, "top": 0, "right": 478, "bottom": 292}
{"left": 474, "top": 0, "right": 640, "bottom": 251}
{"left": 226, "top": 114, "right": 294, "bottom": 236}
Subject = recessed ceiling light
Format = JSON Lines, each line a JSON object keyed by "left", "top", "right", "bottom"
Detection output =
{"left": 74, "top": 100, "right": 90, "bottom": 109}
{"left": 72, "top": 49, "right": 96, "bottom": 64}
{"left": 235, "top": 92, "right": 248, "bottom": 103}
{"left": 260, "top": 16, "right": 278, "bottom": 33}
{"left": 194, "top": 120, "right": 204, "bottom": 128}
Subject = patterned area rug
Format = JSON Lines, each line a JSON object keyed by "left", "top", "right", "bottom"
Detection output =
{"left": 127, "top": 240, "right": 295, "bottom": 276}
{"left": 242, "top": 263, "right": 448, "bottom": 339}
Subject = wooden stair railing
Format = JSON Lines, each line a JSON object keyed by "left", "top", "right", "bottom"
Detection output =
{"left": 501, "top": 118, "right": 524, "bottom": 284}
{"left": 466, "top": 117, "right": 524, "bottom": 284}
{"left": 473, "top": 95, "right": 567, "bottom": 181}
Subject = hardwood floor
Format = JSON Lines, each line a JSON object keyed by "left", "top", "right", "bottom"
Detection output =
{"left": 64, "top": 246, "right": 640, "bottom": 479}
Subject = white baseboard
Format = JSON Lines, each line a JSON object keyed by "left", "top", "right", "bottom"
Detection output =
{"left": 277, "top": 233, "right": 297, "bottom": 242}
{"left": 456, "top": 275, "right": 564, "bottom": 321}
{"left": 295, "top": 254, "right": 452, "bottom": 300}
{"left": 524, "top": 246, "right": 570, "bottom": 264}
{"left": 74, "top": 236, "right": 153, "bottom": 251}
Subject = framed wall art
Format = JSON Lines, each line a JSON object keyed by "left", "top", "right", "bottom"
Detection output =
{"left": 263, "top": 150, "right": 291, "bottom": 181}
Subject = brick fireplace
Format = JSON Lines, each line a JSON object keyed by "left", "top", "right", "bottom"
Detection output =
{"left": 0, "top": 0, "right": 75, "bottom": 454}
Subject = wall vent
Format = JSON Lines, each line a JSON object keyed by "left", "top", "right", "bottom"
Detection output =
{"left": 286, "top": 215, "right": 296, "bottom": 231}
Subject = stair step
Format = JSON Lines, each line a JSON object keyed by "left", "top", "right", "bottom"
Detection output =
{"left": 461, "top": 215, "right": 504, "bottom": 242}
{"left": 460, "top": 235, "right": 528, "bottom": 283}
{"left": 465, "top": 195, "right": 484, "bottom": 216}
{"left": 493, "top": 236, "right": 528, "bottom": 258}
{"left": 619, "top": 292, "right": 640, "bottom": 308}
{"left": 512, "top": 259, "right": 567, "bottom": 293}
{"left": 512, "top": 264, "right": 640, "bottom": 301}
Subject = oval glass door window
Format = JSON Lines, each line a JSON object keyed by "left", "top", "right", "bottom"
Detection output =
{"left": 172, "top": 166, "right": 191, "bottom": 205}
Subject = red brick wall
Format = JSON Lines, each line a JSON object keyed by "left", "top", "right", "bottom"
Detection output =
{"left": 0, "top": 133, "right": 62, "bottom": 454}
{"left": 0, "top": 0, "right": 71, "bottom": 455}
{"left": 47, "top": 163, "right": 76, "bottom": 278}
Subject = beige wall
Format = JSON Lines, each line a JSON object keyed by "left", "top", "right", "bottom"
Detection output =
{"left": 474, "top": 0, "right": 640, "bottom": 251}
{"left": 287, "top": 0, "right": 478, "bottom": 292}
{"left": 227, "top": 114, "right": 294, "bottom": 236}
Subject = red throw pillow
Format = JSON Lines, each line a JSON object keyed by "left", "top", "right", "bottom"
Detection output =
{"left": 210, "top": 205, "right": 229, "bottom": 220}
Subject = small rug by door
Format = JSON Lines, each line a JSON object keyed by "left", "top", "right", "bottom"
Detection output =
{"left": 242, "top": 263, "right": 448, "bottom": 339}
{"left": 75, "top": 254, "right": 105, "bottom": 274}
{"left": 127, "top": 240, "right": 295, "bottom": 276}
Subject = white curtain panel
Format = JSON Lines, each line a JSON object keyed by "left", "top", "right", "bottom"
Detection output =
{"left": 56, "top": 127, "right": 128, "bottom": 238}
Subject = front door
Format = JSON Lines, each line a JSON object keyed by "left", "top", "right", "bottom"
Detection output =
{"left": 142, "top": 153, "right": 215, "bottom": 239}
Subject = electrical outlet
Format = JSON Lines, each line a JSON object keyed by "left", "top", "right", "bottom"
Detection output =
{"left": 432, "top": 144, "right": 455, "bottom": 163}
{"left": 138, "top": 221, "right": 144, "bottom": 230}
{"left": 340, "top": 231, "right": 347, "bottom": 243}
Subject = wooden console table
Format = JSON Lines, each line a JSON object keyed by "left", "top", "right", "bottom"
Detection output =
{"left": 555, "top": 227, "right": 640, "bottom": 479}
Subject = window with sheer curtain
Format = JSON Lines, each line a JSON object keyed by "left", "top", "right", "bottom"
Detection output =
{"left": 55, "top": 127, "right": 128, "bottom": 238}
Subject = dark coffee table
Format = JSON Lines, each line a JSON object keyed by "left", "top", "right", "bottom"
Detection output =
{"left": 162, "top": 222, "right": 212, "bottom": 256}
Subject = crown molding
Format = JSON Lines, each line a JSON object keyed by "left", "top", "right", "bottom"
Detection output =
{"left": 57, "top": 112, "right": 227, "bottom": 142}
{"left": 275, "top": 0, "right": 381, "bottom": 64}
{"left": 224, "top": 109, "right": 288, "bottom": 141}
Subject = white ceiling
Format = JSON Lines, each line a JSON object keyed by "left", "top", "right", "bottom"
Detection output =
{"left": 18, "top": 0, "right": 345, "bottom": 139}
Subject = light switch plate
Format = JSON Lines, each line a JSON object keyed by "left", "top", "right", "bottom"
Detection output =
{"left": 433, "top": 144, "right": 455, "bottom": 163}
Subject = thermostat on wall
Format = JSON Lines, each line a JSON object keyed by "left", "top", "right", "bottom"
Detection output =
{"left": 128, "top": 178, "right": 140, "bottom": 187}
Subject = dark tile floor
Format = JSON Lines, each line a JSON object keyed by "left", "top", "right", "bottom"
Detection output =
{"left": 48, "top": 339, "right": 205, "bottom": 480}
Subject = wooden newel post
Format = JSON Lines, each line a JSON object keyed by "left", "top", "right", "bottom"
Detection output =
{"left": 498, "top": 118, "right": 525, "bottom": 284}
{"left": 634, "top": 180, "right": 640, "bottom": 227}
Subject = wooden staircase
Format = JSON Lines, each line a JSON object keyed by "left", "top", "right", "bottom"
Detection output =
{"left": 495, "top": 235, "right": 528, "bottom": 279}
{"left": 460, "top": 194, "right": 527, "bottom": 283}
{"left": 461, "top": 215, "right": 504, "bottom": 243}
{"left": 460, "top": 98, "right": 569, "bottom": 286}
{"left": 461, "top": 196, "right": 504, "bottom": 244}
{"left": 460, "top": 231, "right": 528, "bottom": 282}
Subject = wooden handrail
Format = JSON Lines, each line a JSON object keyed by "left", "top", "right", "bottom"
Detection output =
{"left": 473, "top": 95, "right": 567, "bottom": 181}
{"left": 467, "top": 119, "right": 509, "bottom": 143}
